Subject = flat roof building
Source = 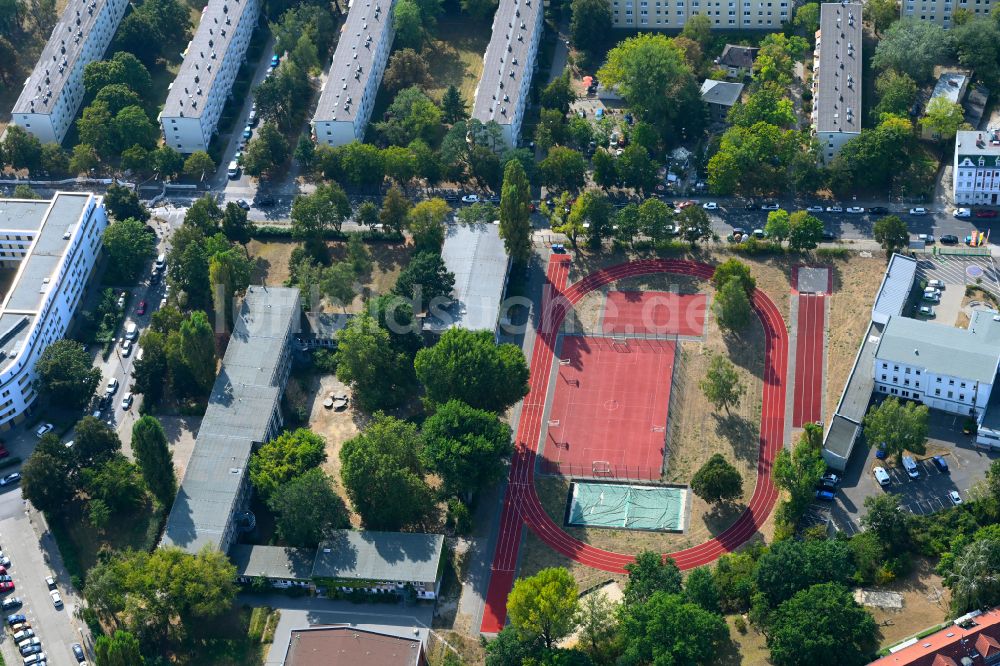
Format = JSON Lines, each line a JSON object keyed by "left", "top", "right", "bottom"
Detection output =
{"left": 161, "top": 286, "right": 300, "bottom": 554}
{"left": 312, "top": 0, "right": 396, "bottom": 147}
{"left": 872, "top": 254, "right": 918, "bottom": 324}
{"left": 953, "top": 129, "right": 1000, "bottom": 206}
{"left": 0, "top": 193, "right": 108, "bottom": 430}
{"left": 11, "top": 0, "right": 128, "bottom": 144}
{"left": 871, "top": 608, "right": 1000, "bottom": 666}
{"left": 159, "top": 0, "right": 260, "bottom": 153}
{"left": 470, "top": 0, "right": 544, "bottom": 147}
{"left": 812, "top": 3, "right": 862, "bottom": 163}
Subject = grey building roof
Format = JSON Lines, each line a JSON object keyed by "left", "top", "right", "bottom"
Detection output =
{"left": 0, "top": 200, "right": 51, "bottom": 231}
{"left": 823, "top": 320, "right": 881, "bottom": 465}
{"left": 161, "top": 0, "right": 256, "bottom": 120}
{"left": 815, "top": 3, "right": 862, "bottom": 135}
{"left": 927, "top": 71, "right": 969, "bottom": 111}
{"left": 700, "top": 80, "right": 743, "bottom": 107}
{"left": 230, "top": 544, "right": 317, "bottom": 580}
{"left": 876, "top": 312, "right": 1000, "bottom": 385}
{"left": 956, "top": 130, "right": 1000, "bottom": 165}
{"left": 718, "top": 44, "right": 758, "bottom": 69}
{"left": 471, "top": 0, "right": 543, "bottom": 128}
{"left": 872, "top": 253, "right": 917, "bottom": 322}
{"left": 824, "top": 414, "right": 862, "bottom": 459}
{"left": 312, "top": 531, "right": 444, "bottom": 583}
{"left": 425, "top": 222, "right": 510, "bottom": 333}
{"left": 303, "top": 312, "right": 354, "bottom": 340}
{"left": 161, "top": 286, "right": 300, "bottom": 554}
{"left": 13, "top": 0, "right": 117, "bottom": 115}
{"left": 313, "top": 0, "right": 393, "bottom": 124}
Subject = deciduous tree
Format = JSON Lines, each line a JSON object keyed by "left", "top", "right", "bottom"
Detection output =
{"left": 249, "top": 428, "right": 327, "bottom": 499}
{"left": 863, "top": 397, "right": 928, "bottom": 463}
{"left": 508, "top": 568, "right": 580, "bottom": 649}
{"left": 499, "top": 159, "right": 532, "bottom": 264}
{"left": 712, "top": 259, "right": 756, "bottom": 294}
{"left": 713, "top": 279, "right": 752, "bottom": 332}
{"left": 624, "top": 550, "right": 682, "bottom": 605}
{"left": 872, "top": 19, "right": 952, "bottom": 82}
{"left": 131, "top": 416, "right": 176, "bottom": 505}
{"left": 383, "top": 48, "right": 429, "bottom": 92}
{"left": 700, "top": 354, "right": 746, "bottom": 412}
{"left": 421, "top": 399, "right": 513, "bottom": 497}
{"left": 872, "top": 215, "right": 910, "bottom": 256}
{"left": 394, "top": 251, "right": 455, "bottom": 303}
{"left": 691, "top": 453, "right": 743, "bottom": 505}
{"left": 617, "top": 591, "right": 728, "bottom": 665}
{"left": 407, "top": 198, "right": 450, "bottom": 253}
{"left": 788, "top": 211, "right": 824, "bottom": 251}
{"left": 35, "top": 339, "right": 101, "bottom": 409}
{"left": 268, "top": 468, "right": 348, "bottom": 547}
{"left": 102, "top": 218, "right": 155, "bottom": 284}
{"left": 183, "top": 151, "right": 216, "bottom": 180}
{"left": 922, "top": 97, "right": 965, "bottom": 140}
{"left": 335, "top": 313, "right": 416, "bottom": 410}
{"left": 570, "top": 0, "right": 612, "bottom": 54}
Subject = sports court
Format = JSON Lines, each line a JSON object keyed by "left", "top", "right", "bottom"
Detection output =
{"left": 601, "top": 291, "right": 707, "bottom": 337}
{"left": 540, "top": 335, "right": 674, "bottom": 480}
{"left": 567, "top": 481, "right": 687, "bottom": 531}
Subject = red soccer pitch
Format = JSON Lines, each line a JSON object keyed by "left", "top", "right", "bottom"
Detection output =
{"left": 540, "top": 335, "right": 675, "bottom": 480}
{"left": 602, "top": 291, "right": 707, "bottom": 337}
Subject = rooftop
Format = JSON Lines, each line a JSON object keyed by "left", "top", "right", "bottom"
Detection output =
{"left": 230, "top": 544, "right": 316, "bottom": 580}
{"left": 312, "top": 530, "right": 444, "bottom": 583}
{"left": 871, "top": 608, "right": 1000, "bottom": 666}
{"left": 471, "top": 0, "right": 543, "bottom": 127}
{"left": 823, "top": 321, "right": 881, "bottom": 460}
{"left": 927, "top": 71, "right": 969, "bottom": 110}
{"left": 161, "top": 0, "right": 256, "bottom": 120}
{"left": 872, "top": 254, "right": 917, "bottom": 323}
{"left": 313, "top": 0, "right": 393, "bottom": 124}
{"left": 717, "top": 44, "right": 758, "bottom": 69}
{"left": 302, "top": 312, "right": 354, "bottom": 340}
{"left": 956, "top": 130, "right": 1000, "bottom": 165}
{"left": 814, "top": 2, "right": 862, "bottom": 135}
{"left": 700, "top": 79, "right": 744, "bottom": 107}
{"left": 876, "top": 311, "right": 1000, "bottom": 385}
{"left": 161, "top": 286, "right": 300, "bottom": 553}
{"left": 13, "top": 0, "right": 120, "bottom": 115}
{"left": 284, "top": 626, "right": 423, "bottom": 666}
{"left": 424, "top": 222, "right": 510, "bottom": 333}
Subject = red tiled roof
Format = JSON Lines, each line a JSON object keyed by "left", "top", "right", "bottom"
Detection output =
{"left": 870, "top": 608, "right": 1000, "bottom": 666}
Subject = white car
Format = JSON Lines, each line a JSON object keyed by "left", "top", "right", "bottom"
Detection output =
{"left": 919, "top": 305, "right": 935, "bottom": 317}
{"left": 105, "top": 377, "right": 118, "bottom": 396}
{"left": 23, "top": 653, "right": 45, "bottom": 665}
{"left": 826, "top": 205, "right": 844, "bottom": 213}
{"left": 846, "top": 206, "right": 865, "bottom": 214}
{"left": 460, "top": 194, "right": 479, "bottom": 204}
{"left": 702, "top": 202, "right": 718, "bottom": 210}
{"left": 949, "top": 490, "right": 963, "bottom": 505}
{"left": 120, "top": 339, "right": 132, "bottom": 357}
{"left": 918, "top": 233, "right": 935, "bottom": 244}
{"left": 805, "top": 205, "right": 825, "bottom": 212}
{"left": 761, "top": 202, "right": 781, "bottom": 211}
{"left": 34, "top": 423, "right": 53, "bottom": 438}
{"left": 909, "top": 207, "right": 928, "bottom": 215}
{"left": 121, "top": 393, "right": 133, "bottom": 411}
{"left": 954, "top": 207, "right": 971, "bottom": 218}
{"left": 874, "top": 466, "right": 891, "bottom": 486}
{"left": 50, "top": 590, "right": 62, "bottom": 608}
{"left": 927, "top": 279, "right": 944, "bottom": 289}
{"left": 17, "top": 636, "right": 39, "bottom": 649}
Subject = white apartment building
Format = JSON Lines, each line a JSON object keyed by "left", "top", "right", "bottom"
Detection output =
{"left": 10, "top": 0, "right": 128, "bottom": 144}
{"left": 471, "top": 0, "right": 544, "bottom": 146}
{"left": 0, "top": 193, "right": 108, "bottom": 430}
{"left": 159, "top": 0, "right": 260, "bottom": 153}
{"left": 312, "top": 0, "right": 395, "bottom": 147}
{"left": 812, "top": 3, "right": 862, "bottom": 163}
{"left": 610, "top": 0, "right": 793, "bottom": 28}
{"left": 902, "top": 0, "right": 996, "bottom": 27}
{"left": 953, "top": 129, "right": 1000, "bottom": 205}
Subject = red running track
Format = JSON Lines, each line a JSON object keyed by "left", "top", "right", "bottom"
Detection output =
{"left": 792, "top": 293, "right": 825, "bottom": 428}
{"left": 480, "top": 258, "right": 789, "bottom": 634}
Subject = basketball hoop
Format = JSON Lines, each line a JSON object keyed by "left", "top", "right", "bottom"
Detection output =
{"left": 651, "top": 425, "right": 665, "bottom": 432}
{"left": 555, "top": 441, "right": 569, "bottom": 450}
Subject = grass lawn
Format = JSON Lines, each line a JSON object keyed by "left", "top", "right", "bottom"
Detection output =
{"left": 173, "top": 604, "right": 269, "bottom": 666}
{"left": 422, "top": 17, "right": 491, "bottom": 105}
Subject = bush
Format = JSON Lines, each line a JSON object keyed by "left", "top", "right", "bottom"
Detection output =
{"left": 248, "top": 605, "right": 271, "bottom": 642}
{"left": 734, "top": 616, "right": 747, "bottom": 633}
{"left": 654, "top": 239, "right": 690, "bottom": 254}
{"left": 251, "top": 226, "right": 404, "bottom": 243}
{"left": 730, "top": 238, "right": 785, "bottom": 256}
{"left": 816, "top": 247, "right": 851, "bottom": 260}
{"left": 312, "top": 349, "right": 337, "bottom": 373}
{"left": 447, "top": 497, "right": 472, "bottom": 535}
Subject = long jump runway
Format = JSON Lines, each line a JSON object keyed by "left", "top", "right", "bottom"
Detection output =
{"left": 480, "top": 257, "right": 789, "bottom": 634}
{"left": 792, "top": 293, "right": 825, "bottom": 427}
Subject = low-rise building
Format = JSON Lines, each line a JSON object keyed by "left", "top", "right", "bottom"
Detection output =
{"left": 716, "top": 44, "right": 759, "bottom": 78}
{"left": 159, "top": 0, "right": 261, "bottom": 153}
{"left": 871, "top": 607, "right": 1000, "bottom": 666}
{"left": 609, "top": 0, "right": 793, "bottom": 28}
{"left": 0, "top": 193, "right": 108, "bottom": 430}
{"left": 312, "top": 0, "right": 396, "bottom": 147}
{"left": 231, "top": 544, "right": 316, "bottom": 588}
{"left": 297, "top": 312, "right": 354, "bottom": 350}
{"left": 281, "top": 626, "right": 428, "bottom": 666}
{"left": 812, "top": 3, "right": 862, "bottom": 163}
{"left": 700, "top": 79, "right": 743, "bottom": 123}
{"left": 922, "top": 71, "right": 970, "bottom": 140}
{"left": 901, "top": 0, "right": 997, "bottom": 27}
{"left": 161, "top": 286, "right": 300, "bottom": 554}
{"left": 11, "top": 0, "right": 129, "bottom": 144}
{"left": 470, "top": 0, "right": 544, "bottom": 146}
{"left": 953, "top": 129, "right": 1000, "bottom": 206}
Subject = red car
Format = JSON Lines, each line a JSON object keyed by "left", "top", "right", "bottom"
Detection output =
{"left": 0, "top": 582, "right": 15, "bottom": 592}
{"left": 137, "top": 300, "right": 147, "bottom": 315}
{"left": 975, "top": 209, "right": 998, "bottom": 218}
{"left": 0, "top": 447, "right": 9, "bottom": 459}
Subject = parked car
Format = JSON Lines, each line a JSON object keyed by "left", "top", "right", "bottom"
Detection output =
{"left": 805, "top": 205, "right": 824, "bottom": 212}
{"left": 954, "top": 207, "right": 971, "bottom": 218}
{"left": 846, "top": 206, "right": 865, "bottom": 214}
{"left": 949, "top": 490, "right": 963, "bottom": 505}
{"left": 919, "top": 305, "right": 935, "bottom": 317}
{"left": 702, "top": 202, "right": 718, "bottom": 210}
{"left": 551, "top": 244, "right": 566, "bottom": 254}
{"left": 44, "top": 576, "right": 56, "bottom": 591}
{"left": 271, "top": 53, "right": 280, "bottom": 66}
{"left": 136, "top": 300, "right": 146, "bottom": 316}
{"left": 932, "top": 455, "right": 949, "bottom": 472}
{"left": 744, "top": 201, "right": 759, "bottom": 210}
{"left": 105, "top": 377, "right": 118, "bottom": 396}
{"left": 826, "top": 205, "right": 844, "bottom": 213}
{"left": 1, "top": 598, "right": 21, "bottom": 610}
{"left": 120, "top": 339, "right": 132, "bottom": 357}
{"left": 928, "top": 279, "right": 944, "bottom": 289}
{"left": 50, "top": 590, "right": 62, "bottom": 608}
{"left": 34, "top": 423, "right": 52, "bottom": 438}
{"left": 815, "top": 489, "right": 836, "bottom": 501}
{"left": 7, "top": 614, "right": 26, "bottom": 626}
{"left": 918, "top": 233, "right": 935, "bottom": 244}
{"left": 72, "top": 643, "right": 86, "bottom": 663}
{"left": 121, "top": 393, "right": 133, "bottom": 411}
{"left": 821, "top": 473, "right": 841, "bottom": 486}
{"left": 869, "top": 206, "right": 889, "bottom": 215}
{"left": 874, "top": 466, "right": 891, "bottom": 486}
{"left": 236, "top": 199, "right": 250, "bottom": 211}
{"left": 941, "top": 234, "right": 960, "bottom": 244}
{"left": 822, "top": 230, "right": 838, "bottom": 241}
{"left": 923, "top": 292, "right": 941, "bottom": 303}
{"left": 761, "top": 202, "right": 781, "bottom": 211}
{"left": 461, "top": 194, "right": 479, "bottom": 204}
{"left": 23, "top": 653, "right": 45, "bottom": 665}
{"left": 753, "top": 228, "right": 765, "bottom": 238}
{"left": 909, "top": 207, "right": 928, "bottom": 215}
{"left": 0, "top": 473, "right": 20, "bottom": 487}
{"left": 20, "top": 644, "right": 42, "bottom": 657}
{"left": 0, "top": 553, "right": 13, "bottom": 568}
{"left": 975, "top": 209, "right": 998, "bottom": 218}
{"left": 902, "top": 455, "right": 920, "bottom": 479}
{"left": 17, "top": 637, "right": 38, "bottom": 650}
{"left": 11, "top": 628, "right": 32, "bottom": 642}
{"left": 0, "top": 446, "right": 10, "bottom": 459}
{"left": 254, "top": 193, "right": 276, "bottom": 207}
{"left": 242, "top": 126, "right": 252, "bottom": 140}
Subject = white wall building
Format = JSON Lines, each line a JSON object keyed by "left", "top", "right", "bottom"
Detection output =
{"left": 952, "top": 129, "right": 1000, "bottom": 206}
{"left": 610, "top": 0, "right": 793, "bottom": 28}
{"left": 10, "top": 0, "right": 129, "bottom": 144}
{"left": 312, "top": 0, "right": 395, "bottom": 147}
{"left": 0, "top": 193, "right": 108, "bottom": 430}
{"left": 470, "top": 0, "right": 544, "bottom": 147}
{"left": 159, "top": 0, "right": 260, "bottom": 154}
{"left": 902, "top": 0, "right": 997, "bottom": 27}
{"left": 812, "top": 3, "right": 862, "bottom": 163}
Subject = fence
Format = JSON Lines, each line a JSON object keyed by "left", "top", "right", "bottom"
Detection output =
{"left": 933, "top": 245, "right": 991, "bottom": 257}
{"left": 537, "top": 460, "right": 665, "bottom": 481}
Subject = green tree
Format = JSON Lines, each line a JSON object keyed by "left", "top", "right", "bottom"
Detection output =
{"left": 441, "top": 84, "right": 467, "bottom": 123}
{"left": 765, "top": 583, "right": 878, "bottom": 666}
{"left": 133, "top": 330, "right": 167, "bottom": 407}
{"left": 89, "top": 497, "right": 112, "bottom": 530}
{"left": 382, "top": 145, "right": 417, "bottom": 185}
{"left": 346, "top": 235, "right": 372, "bottom": 275}
{"left": 94, "top": 630, "right": 144, "bottom": 666}
{"left": 754, "top": 539, "right": 856, "bottom": 607}
{"left": 12, "top": 185, "right": 39, "bottom": 199}
{"left": 394, "top": 251, "right": 455, "bottom": 303}
{"left": 691, "top": 453, "right": 743, "bottom": 505}
{"left": 380, "top": 185, "right": 412, "bottom": 233}
{"left": 70, "top": 143, "right": 101, "bottom": 175}
{"left": 249, "top": 428, "right": 327, "bottom": 500}
{"left": 407, "top": 198, "right": 450, "bottom": 253}
{"left": 152, "top": 145, "right": 184, "bottom": 179}
{"left": 336, "top": 313, "right": 416, "bottom": 410}
{"left": 20, "top": 436, "right": 76, "bottom": 514}
{"left": 339, "top": 141, "right": 386, "bottom": 186}
{"left": 712, "top": 259, "right": 756, "bottom": 294}
{"left": 787, "top": 211, "right": 824, "bottom": 251}
{"left": 577, "top": 591, "right": 617, "bottom": 663}
{"left": 708, "top": 122, "right": 807, "bottom": 195}
{"left": 638, "top": 198, "right": 674, "bottom": 243}
{"left": 922, "top": 96, "right": 965, "bottom": 140}
{"left": 83, "top": 52, "right": 152, "bottom": 100}
{"left": 184, "top": 195, "right": 223, "bottom": 235}
{"left": 131, "top": 416, "right": 176, "bottom": 505}
{"left": 685, "top": 567, "right": 721, "bottom": 613}
{"left": 421, "top": 399, "right": 513, "bottom": 497}
{"left": 952, "top": 17, "right": 1000, "bottom": 85}
{"left": 120, "top": 145, "right": 150, "bottom": 175}
{"left": 618, "top": 591, "right": 728, "bottom": 665}
{"left": 508, "top": 568, "right": 580, "bottom": 649}
{"left": 112, "top": 105, "right": 158, "bottom": 152}
{"left": 772, "top": 423, "right": 826, "bottom": 525}
{"left": 415, "top": 328, "right": 529, "bottom": 412}
{"left": 617, "top": 144, "right": 658, "bottom": 193}
{"left": 339, "top": 413, "right": 433, "bottom": 528}
{"left": 383, "top": 47, "right": 429, "bottom": 92}
{"left": 945, "top": 538, "right": 1000, "bottom": 613}
{"left": 183, "top": 151, "right": 216, "bottom": 180}
{"left": 570, "top": 0, "right": 612, "bottom": 53}
{"left": 35, "top": 339, "right": 101, "bottom": 409}
{"left": 728, "top": 83, "right": 796, "bottom": 129}
{"left": 699, "top": 354, "right": 745, "bottom": 412}
{"left": 713, "top": 278, "right": 752, "bottom": 333}
{"left": 103, "top": 218, "right": 155, "bottom": 284}
{"left": 874, "top": 70, "right": 918, "bottom": 119}
{"left": 243, "top": 122, "right": 290, "bottom": 178}
{"left": 861, "top": 492, "right": 911, "bottom": 554}
{"left": 78, "top": 103, "right": 114, "bottom": 157}
{"left": 679, "top": 204, "right": 712, "bottom": 247}
{"left": 866, "top": 0, "right": 899, "bottom": 33}
{"left": 499, "top": 159, "right": 532, "bottom": 264}
{"left": 103, "top": 183, "right": 147, "bottom": 222}
{"left": 872, "top": 19, "right": 952, "bottom": 82}
{"left": 461, "top": 0, "right": 497, "bottom": 19}
{"left": 624, "top": 550, "right": 682, "bottom": 605}
{"left": 2, "top": 126, "right": 42, "bottom": 173}
{"left": 222, "top": 202, "right": 255, "bottom": 247}
{"left": 40, "top": 143, "right": 69, "bottom": 176}
{"left": 863, "top": 397, "right": 929, "bottom": 463}
{"left": 268, "top": 468, "right": 348, "bottom": 547}
{"left": 681, "top": 13, "right": 712, "bottom": 46}
{"left": 570, "top": 190, "right": 613, "bottom": 250}
{"left": 376, "top": 85, "right": 443, "bottom": 146}
{"left": 81, "top": 454, "right": 145, "bottom": 514}
{"left": 793, "top": 2, "right": 820, "bottom": 33}
{"left": 291, "top": 181, "right": 351, "bottom": 249}
{"left": 872, "top": 215, "right": 910, "bottom": 256}
{"left": 355, "top": 200, "right": 380, "bottom": 228}
{"left": 253, "top": 61, "right": 313, "bottom": 131}
{"left": 592, "top": 149, "right": 617, "bottom": 189}
{"left": 540, "top": 146, "right": 587, "bottom": 191}
{"left": 74, "top": 416, "right": 122, "bottom": 467}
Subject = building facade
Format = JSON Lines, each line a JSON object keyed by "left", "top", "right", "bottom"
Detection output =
{"left": 812, "top": 3, "right": 862, "bottom": 163}
{"left": 0, "top": 193, "right": 108, "bottom": 430}
{"left": 902, "top": 0, "right": 997, "bottom": 27}
{"left": 11, "top": 0, "right": 129, "bottom": 144}
{"left": 953, "top": 129, "right": 1000, "bottom": 205}
{"left": 700, "top": 79, "right": 743, "bottom": 123}
{"left": 470, "top": 0, "right": 544, "bottom": 146}
{"left": 609, "top": 0, "right": 793, "bottom": 28}
{"left": 159, "top": 0, "right": 260, "bottom": 153}
{"left": 312, "top": 0, "right": 395, "bottom": 147}
{"left": 716, "top": 44, "right": 759, "bottom": 78}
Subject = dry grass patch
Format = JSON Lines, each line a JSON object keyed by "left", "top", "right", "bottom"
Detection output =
{"left": 713, "top": 616, "right": 770, "bottom": 666}
{"left": 864, "top": 557, "right": 950, "bottom": 648}
{"left": 423, "top": 18, "right": 491, "bottom": 105}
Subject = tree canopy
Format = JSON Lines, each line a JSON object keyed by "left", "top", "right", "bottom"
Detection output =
{"left": 872, "top": 215, "right": 910, "bottom": 256}
{"left": 508, "top": 568, "right": 580, "bottom": 649}
{"left": 691, "top": 453, "right": 743, "bottom": 505}
{"left": 617, "top": 591, "right": 728, "bottom": 666}
{"left": 268, "top": 467, "right": 348, "bottom": 547}
{"left": 103, "top": 217, "right": 155, "bottom": 284}
{"left": 624, "top": 550, "right": 683, "bottom": 605}
{"left": 872, "top": 19, "right": 952, "bottom": 82}
{"left": 421, "top": 399, "right": 513, "bottom": 497}
{"left": 35, "top": 339, "right": 101, "bottom": 409}
{"left": 248, "top": 428, "right": 327, "bottom": 499}
{"left": 863, "top": 397, "right": 929, "bottom": 463}
{"left": 335, "top": 312, "right": 416, "bottom": 410}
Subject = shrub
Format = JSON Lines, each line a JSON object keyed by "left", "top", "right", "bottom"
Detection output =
{"left": 447, "top": 497, "right": 472, "bottom": 535}
{"left": 816, "top": 247, "right": 851, "bottom": 260}
{"left": 312, "top": 349, "right": 337, "bottom": 374}
{"left": 734, "top": 616, "right": 747, "bottom": 633}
